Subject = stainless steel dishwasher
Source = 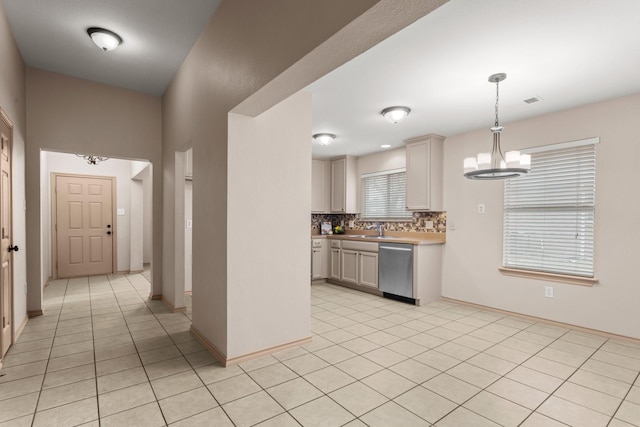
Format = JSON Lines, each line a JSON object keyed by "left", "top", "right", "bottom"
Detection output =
{"left": 379, "top": 243, "right": 413, "bottom": 301}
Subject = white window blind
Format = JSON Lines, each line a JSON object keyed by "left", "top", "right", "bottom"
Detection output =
{"left": 503, "top": 139, "right": 597, "bottom": 277}
{"left": 361, "top": 169, "right": 412, "bottom": 220}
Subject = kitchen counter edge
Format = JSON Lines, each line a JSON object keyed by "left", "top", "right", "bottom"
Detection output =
{"left": 311, "top": 233, "right": 445, "bottom": 246}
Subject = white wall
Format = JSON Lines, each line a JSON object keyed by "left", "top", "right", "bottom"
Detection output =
{"left": 41, "top": 151, "right": 150, "bottom": 276}
{"left": 227, "top": 91, "right": 312, "bottom": 359}
{"left": 131, "top": 163, "right": 152, "bottom": 271}
{"left": 185, "top": 179, "right": 192, "bottom": 293}
{"left": 442, "top": 93, "right": 640, "bottom": 339}
{"left": 0, "top": 1, "right": 27, "bottom": 330}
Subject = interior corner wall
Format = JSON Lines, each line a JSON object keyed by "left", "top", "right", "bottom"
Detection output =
{"left": 161, "top": 0, "right": 442, "bottom": 359}
{"left": 227, "top": 91, "right": 312, "bottom": 358}
{"left": 26, "top": 69, "right": 162, "bottom": 312}
{"left": 0, "top": 0, "right": 27, "bottom": 331}
{"left": 442, "top": 93, "right": 640, "bottom": 339}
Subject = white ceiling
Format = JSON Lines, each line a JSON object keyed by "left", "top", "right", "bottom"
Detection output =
{"left": 309, "top": 0, "right": 640, "bottom": 158}
{"left": 2, "top": 0, "right": 221, "bottom": 96}
{"left": 3, "top": 0, "right": 640, "bottom": 158}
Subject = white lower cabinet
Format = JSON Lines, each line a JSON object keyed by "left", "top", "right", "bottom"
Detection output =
{"left": 358, "top": 251, "right": 379, "bottom": 288}
{"left": 330, "top": 239, "right": 379, "bottom": 289}
{"left": 311, "top": 238, "right": 329, "bottom": 280}
{"left": 329, "top": 241, "right": 341, "bottom": 280}
{"left": 340, "top": 249, "right": 359, "bottom": 285}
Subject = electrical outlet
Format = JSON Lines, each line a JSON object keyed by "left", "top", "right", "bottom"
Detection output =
{"left": 348, "top": 220, "right": 355, "bottom": 228}
{"left": 449, "top": 220, "right": 456, "bottom": 231}
{"left": 544, "top": 286, "right": 554, "bottom": 298}
{"left": 478, "top": 204, "right": 485, "bottom": 214}
{"left": 425, "top": 220, "right": 434, "bottom": 229}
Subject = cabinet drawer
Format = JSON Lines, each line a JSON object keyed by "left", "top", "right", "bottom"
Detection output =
{"left": 342, "top": 240, "right": 378, "bottom": 252}
{"left": 330, "top": 240, "right": 341, "bottom": 249}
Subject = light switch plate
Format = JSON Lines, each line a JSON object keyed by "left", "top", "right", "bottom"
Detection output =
{"left": 186, "top": 220, "right": 192, "bottom": 229}
{"left": 117, "top": 208, "right": 125, "bottom": 216}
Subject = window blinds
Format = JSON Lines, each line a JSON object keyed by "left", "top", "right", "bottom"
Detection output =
{"left": 503, "top": 140, "right": 597, "bottom": 277}
{"left": 361, "top": 169, "right": 412, "bottom": 220}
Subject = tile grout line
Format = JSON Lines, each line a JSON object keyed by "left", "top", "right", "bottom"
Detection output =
{"left": 29, "top": 278, "right": 68, "bottom": 427}
{"left": 105, "top": 272, "right": 170, "bottom": 426}
{"left": 606, "top": 369, "right": 640, "bottom": 427}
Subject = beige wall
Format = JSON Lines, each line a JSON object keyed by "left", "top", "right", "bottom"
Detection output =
{"left": 0, "top": 2, "right": 27, "bottom": 333}
{"left": 25, "top": 69, "right": 162, "bottom": 312}
{"left": 442, "top": 94, "right": 640, "bottom": 339}
{"left": 227, "top": 91, "right": 312, "bottom": 357}
{"left": 162, "top": 0, "right": 445, "bottom": 359}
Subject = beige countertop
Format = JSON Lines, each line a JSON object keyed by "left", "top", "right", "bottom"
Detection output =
{"left": 311, "top": 230, "right": 445, "bottom": 245}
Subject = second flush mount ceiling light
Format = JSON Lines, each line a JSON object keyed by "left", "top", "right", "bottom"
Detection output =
{"left": 87, "top": 27, "right": 122, "bottom": 51}
{"left": 381, "top": 106, "right": 411, "bottom": 124}
{"left": 313, "top": 133, "right": 336, "bottom": 146}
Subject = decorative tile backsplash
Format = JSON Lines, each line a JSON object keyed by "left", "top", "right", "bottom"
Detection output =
{"left": 311, "top": 211, "right": 446, "bottom": 234}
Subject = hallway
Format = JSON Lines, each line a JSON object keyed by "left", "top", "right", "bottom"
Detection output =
{"left": 1, "top": 274, "right": 640, "bottom": 425}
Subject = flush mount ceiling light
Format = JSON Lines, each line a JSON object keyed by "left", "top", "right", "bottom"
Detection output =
{"left": 313, "top": 133, "right": 336, "bottom": 146}
{"left": 463, "top": 73, "right": 531, "bottom": 180}
{"left": 77, "top": 154, "right": 109, "bottom": 165}
{"left": 381, "top": 106, "right": 411, "bottom": 124}
{"left": 87, "top": 27, "right": 122, "bottom": 51}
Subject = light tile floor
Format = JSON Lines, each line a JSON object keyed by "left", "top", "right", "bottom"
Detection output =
{"left": 1, "top": 273, "right": 640, "bottom": 426}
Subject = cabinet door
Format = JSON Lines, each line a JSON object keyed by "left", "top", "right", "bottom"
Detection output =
{"left": 311, "top": 248, "right": 323, "bottom": 280}
{"left": 331, "top": 158, "right": 346, "bottom": 212}
{"left": 312, "top": 159, "right": 330, "bottom": 213}
{"left": 340, "top": 249, "right": 358, "bottom": 284}
{"left": 406, "top": 141, "right": 430, "bottom": 210}
{"left": 330, "top": 248, "right": 341, "bottom": 280}
{"left": 359, "top": 251, "right": 378, "bottom": 288}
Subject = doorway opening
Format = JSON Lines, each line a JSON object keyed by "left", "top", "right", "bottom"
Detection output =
{"left": 41, "top": 151, "right": 153, "bottom": 294}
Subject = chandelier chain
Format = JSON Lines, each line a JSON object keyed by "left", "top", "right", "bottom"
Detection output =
{"left": 495, "top": 79, "right": 500, "bottom": 127}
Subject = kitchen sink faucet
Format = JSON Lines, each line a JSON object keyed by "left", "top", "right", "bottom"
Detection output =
{"left": 367, "top": 224, "right": 384, "bottom": 236}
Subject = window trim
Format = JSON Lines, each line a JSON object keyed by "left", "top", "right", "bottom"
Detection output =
{"left": 502, "top": 137, "right": 599, "bottom": 283}
{"left": 498, "top": 267, "right": 598, "bottom": 287}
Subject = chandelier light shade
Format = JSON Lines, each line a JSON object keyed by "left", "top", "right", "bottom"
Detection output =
{"left": 87, "top": 27, "right": 122, "bottom": 51}
{"left": 313, "top": 133, "right": 336, "bottom": 146}
{"left": 463, "top": 73, "right": 531, "bottom": 180}
{"left": 381, "top": 106, "right": 410, "bottom": 124}
{"left": 77, "top": 154, "right": 109, "bottom": 165}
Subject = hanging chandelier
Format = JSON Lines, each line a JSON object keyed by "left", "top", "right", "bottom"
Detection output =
{"left": 463, "top": 73, "right": 530, "bottom": 180}
{"left": 77, "top": 154, "right": 108, "bottom": 165}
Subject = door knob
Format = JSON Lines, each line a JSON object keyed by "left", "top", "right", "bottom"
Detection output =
{"left": 8, "top": 245, "right": 18, "bottom": 252}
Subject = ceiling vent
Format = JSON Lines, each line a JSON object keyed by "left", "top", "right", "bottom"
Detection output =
{"left": 524, "top": 96, "right": 542, "bottom": 104}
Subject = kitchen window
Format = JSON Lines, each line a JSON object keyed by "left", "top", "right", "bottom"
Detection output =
{"left": 361, "top": 169, "right": 412, "bottom": 220}
{"left": 502, "top": 138, "right": 597, "bottom": 282}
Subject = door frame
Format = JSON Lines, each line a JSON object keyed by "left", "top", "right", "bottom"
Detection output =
{"left": 0, "top": 107, "right": 14, "bottom": 360}
{"left": 51, "top": 173, "right": 117, "bottom": 279}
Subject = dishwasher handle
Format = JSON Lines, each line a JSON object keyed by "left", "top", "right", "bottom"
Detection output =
{"left": 379, "top": 245, "right": 413, "bottom": 252}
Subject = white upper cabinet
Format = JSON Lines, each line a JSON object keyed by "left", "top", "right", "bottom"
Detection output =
{"left": 405, "top": 134, "right": 444, "bottom": 211}
{"left": 311, "top": 158, "right": 331, "bottom": 213}
{"left": 331, "top": 156, "right": 358, "bottom": 213}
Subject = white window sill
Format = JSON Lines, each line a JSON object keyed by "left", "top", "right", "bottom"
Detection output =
{"left": 498, "top": 267, "right": 598, "bottom": 287}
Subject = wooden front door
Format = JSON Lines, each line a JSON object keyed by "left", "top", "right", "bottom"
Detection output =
{"left": 55, "top": 175, "right": 115, "bottom": 278}
{"left": 1, "top": 110, "right": 14, "bottom": 358}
